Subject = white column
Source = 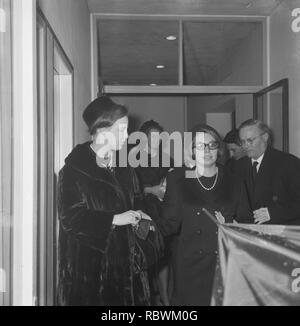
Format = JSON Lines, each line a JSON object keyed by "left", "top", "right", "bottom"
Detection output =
{"left": 12, "top": 0, "right": 37, "bottom": 306}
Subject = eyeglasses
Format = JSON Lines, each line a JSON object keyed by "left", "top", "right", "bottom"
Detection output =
{"left": 194, "top": 141, "right": 219, "bottom": 151}
{"left": 240, "top": 133, "right": 265, "bottom": 147}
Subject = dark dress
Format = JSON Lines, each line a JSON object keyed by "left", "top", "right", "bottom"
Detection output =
{"left": 134, "top": 150, "right": 175, "bottom": 303}
{"left": 135, "top": 150, "right": 174, "bottom": 221}
{"left": 57, "top": 142, "right": 163, "bottom": 306}
{"left": 158, "top": 165, "right": 250, "bottom": 306}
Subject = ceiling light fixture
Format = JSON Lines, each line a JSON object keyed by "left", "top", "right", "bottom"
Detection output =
{"left": 156, "top": 65, "right": 165, "bottom": 69}
{"left": 166, "top": 35, "right": 177, "bottom": 41}
{"left": 150, "top": 83, "right": 157, "bottom": 86}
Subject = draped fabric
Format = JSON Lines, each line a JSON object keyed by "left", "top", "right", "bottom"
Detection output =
{"left": 212, "top": 223, "right": 300, "bottom": 306}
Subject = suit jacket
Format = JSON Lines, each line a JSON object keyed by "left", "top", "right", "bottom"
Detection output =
{"left": 237, "top": 146, "right": 300, "bottom": 225}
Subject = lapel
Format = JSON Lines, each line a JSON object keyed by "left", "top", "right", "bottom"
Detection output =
{"left": 244, "top": 147, "right": 274, "bottom": 209}
{"left": 244, "top": 158, "right": 254, "bottom": 197}
{"left": 253, "top": 146, "right": 273, "bottom": 200}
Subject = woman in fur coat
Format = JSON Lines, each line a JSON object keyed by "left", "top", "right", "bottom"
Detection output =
{"left": 57, "top": 96, "right": 163, "bottom": 306}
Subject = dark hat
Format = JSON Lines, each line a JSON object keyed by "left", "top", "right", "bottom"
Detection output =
{"left": 82, "top": 96, "right": 127, "bottom": 134}
{"left": 83, "top": 96, "right": 114, "bottom": 128}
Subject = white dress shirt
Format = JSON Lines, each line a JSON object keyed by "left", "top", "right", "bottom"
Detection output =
{"left": 251, "top": 153, "right": 265, "bottom": 172}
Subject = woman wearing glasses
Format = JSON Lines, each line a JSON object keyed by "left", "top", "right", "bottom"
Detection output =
{"left": 158, "top": 124, "right": 250, "bottom": 306}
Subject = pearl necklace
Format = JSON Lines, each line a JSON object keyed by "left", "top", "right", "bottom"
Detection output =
{"left": 196, "top": 167, "right": 219, "bottom": 191}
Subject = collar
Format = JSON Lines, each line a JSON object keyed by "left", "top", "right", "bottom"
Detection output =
{"left": 251, "top": 152, "right": 265, "bottom": 171}
{"left": 65, "top": 142, "right": 118, "bottom": 183}
{"left": 90, "top": 143, "right": 114, "bottom": 168}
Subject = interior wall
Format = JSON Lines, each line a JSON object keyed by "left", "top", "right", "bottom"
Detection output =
{"left": 38, "top": 0, "right": 91, "bottom": 145}
{"left": 269, "top": 93, "right": 283, "bottom": 151}
{"left": 188, "top": 22, "right": 260, "bottom": 134}
{"left": 111, "top": 96, "right": 186, "bottom": 165}
{"left": 206, "top": 113, "right": 233, "bottom": 138}
{"left": 186, "top": 94, "right": 253, "bottom": 133}
{"left": 269, "top": 1, "right": 300, "bottom": 157}
{"left": 186, "top": 96, "right": 207, "bottom": 130}
{"left": 111, "top": 96, "right": 186, "bottom": 134}
{"left": 235, "top": 94, "right": 253, "bottom": 127}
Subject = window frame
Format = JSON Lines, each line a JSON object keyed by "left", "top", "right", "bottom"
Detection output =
{"left": 91, "top": 14, "right": 268, "bottom": 97}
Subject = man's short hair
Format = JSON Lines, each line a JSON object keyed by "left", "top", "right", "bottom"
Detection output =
{"left": 239, "top": 119, "right": 273, "bottom": 145}
{"left": 223, "top": 129, "right": 240, "bottom": 145}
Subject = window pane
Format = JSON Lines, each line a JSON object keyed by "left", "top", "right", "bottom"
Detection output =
{"left": 98, "top": 19, "right": 179, "bottom": 86}
{"left": 0, "top": 0, "right": 12, "bottom": 306}
{"left": 183, "top": 21, "right": 263, "bottom": 85}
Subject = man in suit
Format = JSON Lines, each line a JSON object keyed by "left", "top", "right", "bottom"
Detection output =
{"left": 238, "top": 119, "right": 300, "bottom": 225}
{"left": 223, "top": 129, "right": 247, "bottom": 176}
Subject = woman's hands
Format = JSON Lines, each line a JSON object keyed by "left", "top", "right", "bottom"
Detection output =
{"left": 112, "top": 210, "right": 152, "bottom": 226}
{"left": 137, "top": 210, "right": 152, "bottom": 221}
{"left": 215, "top": 211, "right": 226, "bottom": 224}
{"left": 113, "top": 210, "right": 142, "bottom": 226}
{"left": 144, "top": 184, "right": 165, "bottom": 201}
{"left": 215, "top": 211, "right": 239, "bottom": 225}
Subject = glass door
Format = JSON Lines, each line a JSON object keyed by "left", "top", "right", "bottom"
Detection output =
{"left": 253, "top": 79, "right": 289, "bottom": 152}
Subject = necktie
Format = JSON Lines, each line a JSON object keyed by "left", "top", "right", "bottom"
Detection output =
{"left": 252, "top": 161, "right": 259, "bottom": 185}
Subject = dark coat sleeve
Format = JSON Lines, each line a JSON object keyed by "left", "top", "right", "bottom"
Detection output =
{"left": 268, "top": 155, "right": 300, "bottom": 224}
{"left": 158, "top": 170, "right": 182, "bottom": 236}
{"left": 57, "top": 167, "right": 115, "bottom": 252}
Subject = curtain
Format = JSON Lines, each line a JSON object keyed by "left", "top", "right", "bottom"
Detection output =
{"left": 0, "top": 0, "right": 12, "bottom": 306}
{"left": 212, "top": 223, "right": 300, "bottom": 306}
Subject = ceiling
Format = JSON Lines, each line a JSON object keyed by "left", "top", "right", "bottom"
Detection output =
{"left": 93, "top": 0, "right": 277, "bottom": 86}
{"left": 183, "top": 21, "right": 262, "bottom": 85}
{"left": 88, "top": 0, "right": 283, "bottom": 16}
{"left": 98, "top": 20, "right": 179, "bottom": 85}
{"left": 97, "top": 19, "right": 263, "bottom": 86}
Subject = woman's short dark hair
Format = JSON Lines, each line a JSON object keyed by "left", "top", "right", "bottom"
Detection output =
{"left": 139, "top": 120, "right": 164, "bottom": 136}
{"left": 83, "top": 96, "right": 128, "bottom": 135}
{"left": 185, "top": 123, "right": 225, "bottom": 167}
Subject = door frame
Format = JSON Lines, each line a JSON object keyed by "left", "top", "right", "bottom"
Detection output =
{"left": 253, "top": 78, "right": 289, "bottom": 152}
{"left": 36, "top": 7, "right": 74, "bottom": 306}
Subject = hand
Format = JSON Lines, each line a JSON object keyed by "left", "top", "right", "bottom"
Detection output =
{"left": 144, "top": 185, "right": 165, "bottom": 201}
{"left": 253, "top": 207, "right": 271, "bottom": 225}
{"left": 137, "top": 210, "right": 152, "bottom": 221}
{"left": 113, "top": 210, "right": 142, "bottom": 226}
{"left": 215, "top": 211, "right": 225, "bottom": 224}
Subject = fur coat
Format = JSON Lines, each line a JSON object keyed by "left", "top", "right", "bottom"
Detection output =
{"left": 57, "top": 142, "right": 163, "bottom": 306}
